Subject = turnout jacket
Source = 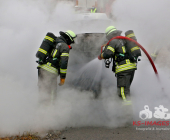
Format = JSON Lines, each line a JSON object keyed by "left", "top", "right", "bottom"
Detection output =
{"left": 102, "top": 31, "right": 141, "bottom": 74}
{"left": 38, "top": 36, "right": 71, "bottom": 79}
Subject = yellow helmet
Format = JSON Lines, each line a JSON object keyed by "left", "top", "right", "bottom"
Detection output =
{"left": 60, "top": 30, "right": 77, "bottom": 44}
{"left": 65, "top": 30, "right": 77, "bottom": 42}
{"left": 105, "top": 26, "right": 117, "bottom": 36}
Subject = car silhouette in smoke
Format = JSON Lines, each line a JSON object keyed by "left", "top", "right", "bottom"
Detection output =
{"left": 67, "top": 12, "right": 114, "bottom": 98}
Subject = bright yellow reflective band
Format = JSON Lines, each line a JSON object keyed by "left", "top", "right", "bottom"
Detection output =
{"left": 45, "top": 36, "right": 54, "bottom": 42}
{"left": 47, "top": 62, "right": 52, "bottom": 66}
{"left": 123, "top": 100, "right": 132, "bottom": 106}
{"left": 131, "top": 46, "right": 140, "bottom": 52}
{"left": 151, "top": 53, "right": 157, "bottom": 57}
{"left": 122, "top": 46, "right": 126, "bottom": 53}
{"left": 61, "top": 53, "right": 69, "bottom": 57}
{"left": 126, "top": 33, "right": 135, "bottom": 38}
{"left": 60, "top": 68, "right": 67, "bottom": 74}
{"left": 107, "top": 46, "right": 115, "bottom": 53}
{"left": 91, "top": 8, "right": 97, "bottom": 13}
{"left": 38, "top": 48, "right": 47, "bottom": 55}
{"left": 38, "top": 64, "right": 58, "bottom": 74}
{"left": 121, "top": 87, "right": 126, "bottom": 100}
{"left": 51, "top": 49, "right": 54, "bottom": 56}
{"left": 126, "top": 59, "right": 130, "bottom": 64}
{"left": 116, "top": 63, "right": 136, "bottom": 73}
{"left": 53, "top": 49, "right": 58, "bottom": 57}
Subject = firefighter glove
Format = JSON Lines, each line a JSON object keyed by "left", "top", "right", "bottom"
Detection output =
{"left": 59, "top": 78, "right": 65, "bottom": 86}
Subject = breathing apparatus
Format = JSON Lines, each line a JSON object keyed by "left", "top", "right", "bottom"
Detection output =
{"left": 36, "top": 30, "right": 76, "bottom": 65}
{"left": 36, "top": 32, "right": 56, "bottom": 63}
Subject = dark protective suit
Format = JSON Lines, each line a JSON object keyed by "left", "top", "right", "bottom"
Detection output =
{"left": 101, "top": 30, "right": 141, "bottom": 101}
{"left": 37, "top": 36, "right": 71, "bottom": 104}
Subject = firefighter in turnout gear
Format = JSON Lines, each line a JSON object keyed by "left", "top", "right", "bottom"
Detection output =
{"left": 98, "top": 26, "right": 141, "bottom": 105}
{"left": 91, "top": 6, "right": 97, "bottom": 13}
{"left": 36, "top": 30, "right": 77, "bottom": 105}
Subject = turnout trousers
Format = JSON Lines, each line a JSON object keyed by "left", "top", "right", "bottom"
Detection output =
{"left": 38, "top": 68, "right": 58, "bottom": 105}
{"left": 117, "top": 70, "right": 135, "bottom": 101}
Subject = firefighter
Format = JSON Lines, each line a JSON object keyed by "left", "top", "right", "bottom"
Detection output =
{"left": 36, "top": 30, "right": 77, "bottom": 105}
{"left": 91, "top": 6, "right": 97, "bottom": 13}
{"left": 98, "top": 26, "right": 141, "bottom": 105}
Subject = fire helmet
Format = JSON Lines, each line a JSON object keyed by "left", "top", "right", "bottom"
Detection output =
{"left": 105, "top": 26, "right": 117, "bottom": 36}
{"left": 60, "top": 30, "right": 77, "bottom": 44}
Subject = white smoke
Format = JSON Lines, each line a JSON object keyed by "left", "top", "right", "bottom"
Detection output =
{"left": 112, "top": 0, "right": 170, "bottom": 119}
{"left": 0, "top": 0, "right": 170, "bottom": 137}
{"left": 112, "top": 0, "right": 170, "bottom": 52}
{"left": 0, "top": 0, "right": 76, "bottom": 136}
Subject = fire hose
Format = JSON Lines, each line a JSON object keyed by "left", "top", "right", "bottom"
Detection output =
{"left": 101, "top": 36, "right": 158, "bottom": 75}
{"left": 100, "top": 36, "right": 167, "bottom": 95}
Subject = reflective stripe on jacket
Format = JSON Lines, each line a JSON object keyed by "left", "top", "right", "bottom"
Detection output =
{"left": 115, "top": 60, "right": 136, "bottom": 73}
{"left": 102, "top": 38, "right": 137, "bottom": 73}
{"left": 91, "top": 8, "right": 97, "bottom": 13}
{"left": 38, "top": 62, "right": 58, "bottom": 74}
{"left": 38, "top": 36, "right": 70, "bottom": 78}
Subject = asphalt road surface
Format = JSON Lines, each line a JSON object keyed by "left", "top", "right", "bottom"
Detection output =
{"left": 58, "top": 126, "right": 170, "bottom": 140}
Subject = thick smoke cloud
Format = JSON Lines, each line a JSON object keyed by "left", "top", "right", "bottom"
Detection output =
{"left": 0, "top": 0, "right": 170, "bottom": 137}
{"left": 112, "top": 0, "right": 170, "bottom": 118}
{"left": 0, "top": 0, "right": 75, "bottom": 136}
{"left": 112, "top": 0, "right": 170, "bottom": 53}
